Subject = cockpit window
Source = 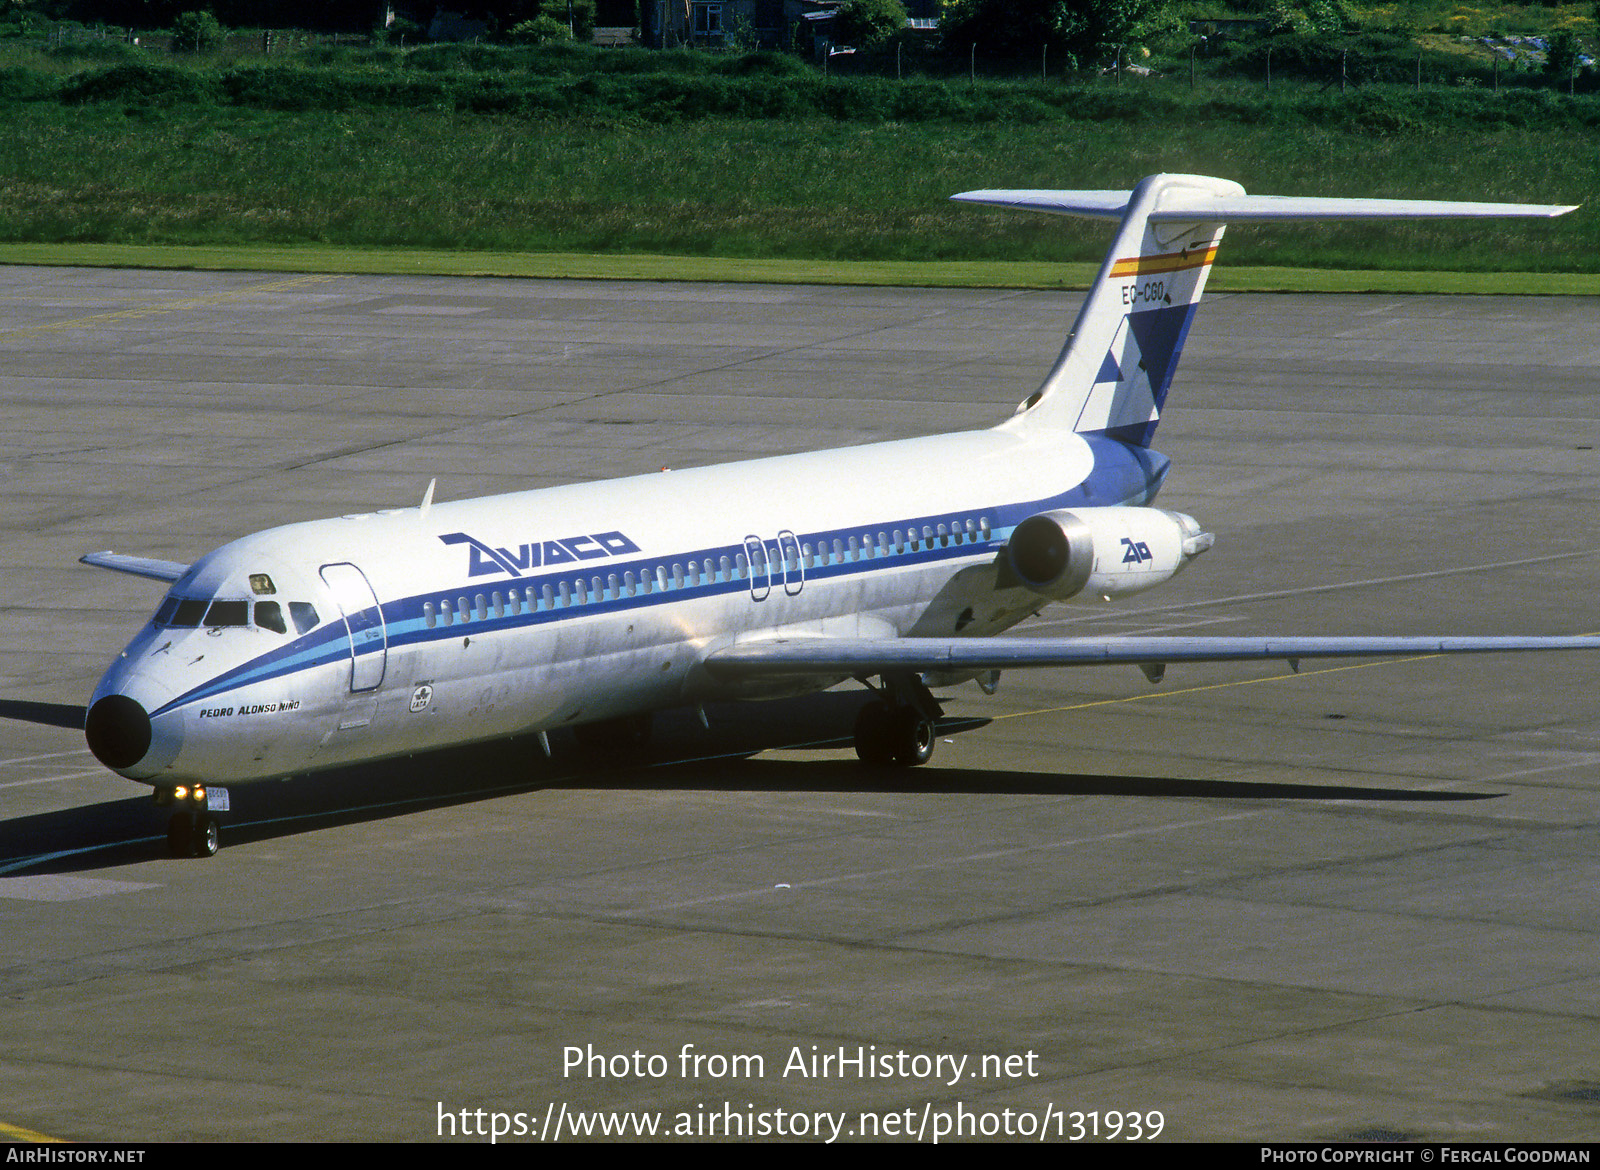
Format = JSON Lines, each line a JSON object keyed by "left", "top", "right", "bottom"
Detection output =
{"left": 170, "top": 599, "right": 208, "bottom": 627}
{"left": 249, "top": 573, "right": 276, "bottom": 595}
{"left": 254, "top": 601, "right": 286, "bottom": 634}
{"left": 154, "top": 594, "right": 317, "bottom": 634}
{"left": 289, "top": 602, "right": 320, "bottom": 635}
{"left": 204, "top": 600, "right": 249, "bottom": 627}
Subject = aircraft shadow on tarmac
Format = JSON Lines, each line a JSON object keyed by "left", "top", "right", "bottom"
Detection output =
{"left": 0, "top": 689, "right": 1499, "bottom": 875}
{"left": 0, "top": 699, "right": 88, "bottom": 730}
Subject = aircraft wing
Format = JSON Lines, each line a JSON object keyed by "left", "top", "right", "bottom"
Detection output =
{"left": 702, "top": 634, "right": 1600, "bottom": 679}
{"left": 79, "top": 551, "right": 189, "bottom": 583}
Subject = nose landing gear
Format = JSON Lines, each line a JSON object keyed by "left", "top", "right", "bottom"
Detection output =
{"left": 155, "top": 785, "right": 227, "bottom": 858}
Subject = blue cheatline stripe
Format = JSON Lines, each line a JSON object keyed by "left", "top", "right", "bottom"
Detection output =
{"left": 150, "top": 446, "right": 1170, "bottom": 714}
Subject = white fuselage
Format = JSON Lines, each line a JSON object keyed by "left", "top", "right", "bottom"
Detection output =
{"left": 89, "top": 421, "right": 1172, "bottom": 786}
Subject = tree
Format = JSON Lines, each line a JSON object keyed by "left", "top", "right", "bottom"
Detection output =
{"left": 1546, "top": 29, "right": 1581, "bottom": 83}
{"left": 170, "top": 9, "right": 225, "bottom": 51}
{"left": 488, "top": 0, "right": 596, "bottom": 41}
{"left": 507, "top": 13, "right": 571, "bottom": 42}
{"left": 939, "top": 0, "right": 1170, "bottom": 66}
{"left": 831, "top": 0, "right": 907, "bottom": 49}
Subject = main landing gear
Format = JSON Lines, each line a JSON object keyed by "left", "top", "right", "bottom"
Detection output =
{"left": 853, "top": 674, "right": 941, "bottom": 768}
{"left": 155, "top": 784, "right": 226, "bottom": 858}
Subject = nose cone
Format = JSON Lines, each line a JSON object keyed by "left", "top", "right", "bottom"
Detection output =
{"left": 86, "top": 694, "right": 153, "bottom": 770}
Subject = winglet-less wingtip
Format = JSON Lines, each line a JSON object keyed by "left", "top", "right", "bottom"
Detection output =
{"left": 79, "top": 551, "right": 189, "bottom": 583}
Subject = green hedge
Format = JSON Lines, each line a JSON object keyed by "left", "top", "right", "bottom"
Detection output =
{"left": 20, "top": 55, "right": 1600, "bottom": 132}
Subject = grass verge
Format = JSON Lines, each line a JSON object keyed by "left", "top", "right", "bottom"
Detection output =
{"left": 1, "top": 242, "right": 1595, "bottom": 294}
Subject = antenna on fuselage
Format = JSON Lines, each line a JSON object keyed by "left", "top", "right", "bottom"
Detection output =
{"left": 419, "top": 477, "right": 437, "bottom": 522}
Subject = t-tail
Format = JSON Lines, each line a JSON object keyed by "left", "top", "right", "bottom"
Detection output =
{"left": 953, "top": 173, "right": 1577, "bottom": 448}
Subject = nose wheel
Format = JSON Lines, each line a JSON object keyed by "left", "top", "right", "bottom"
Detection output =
{"left": 156, "top": 785, "right": 227, "bottom": 858}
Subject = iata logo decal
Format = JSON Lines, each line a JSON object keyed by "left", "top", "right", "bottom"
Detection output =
{"left": 439, "top": 530, "right": 641, "bottom": 578}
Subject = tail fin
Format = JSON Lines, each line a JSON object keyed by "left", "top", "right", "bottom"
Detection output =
{"left": 953, "top": 174, "right": 1577, "bottom": 448}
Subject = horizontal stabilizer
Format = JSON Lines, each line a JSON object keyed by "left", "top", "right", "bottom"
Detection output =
{"left": 80, "top": 551, "right": 189, "bottom": 583}
{"left": 950, "top": 189, "right": 1578, "bottom": 222}
{"left": 704, "top": 633, "right": 1599, "bottom": 679}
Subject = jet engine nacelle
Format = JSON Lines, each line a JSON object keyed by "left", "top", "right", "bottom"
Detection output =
{"left": 1006, "top": 506, "right": 1213, "bottom": 602}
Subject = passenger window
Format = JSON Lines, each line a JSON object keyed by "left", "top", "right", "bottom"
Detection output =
{"left": 255, "top": 601, "right": 287, "bottom": 634}
{"left": 289, "top": 602, "right": 319, "bottom": 635}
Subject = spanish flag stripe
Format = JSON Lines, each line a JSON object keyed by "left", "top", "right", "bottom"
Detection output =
{"left": 1108, "top": 246, "right": 1220, "bottom": 278}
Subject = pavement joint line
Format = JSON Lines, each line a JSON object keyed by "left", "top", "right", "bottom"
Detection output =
{"left": 0, "top": 769, "right": 111, "bottom": 790}
{"left": 1029, "top": 548, "right": 1600, "bottom": 631}
{"left": 992, "top": 655, "right": 1443, "bottom": 721}
{"left": 0, "top": 274, "right": 340, "bottom": 342}
{"left": 639, "top": 810, "right": 1271, "bottom": 913}
{"left": 0, "top": 749, "right": 95, "bottom": 767}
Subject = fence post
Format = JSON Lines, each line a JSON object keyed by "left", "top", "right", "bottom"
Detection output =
{"left": 1415, "top": 49, "right": 1420, "bottom": 91}
{"left": 970, "top": 42, "right": 975, "bottom": 85}
{"left": 1341, "top": 48, "right": 1347, "bottom": 93}
{"left": 1266, "top": 45, "right": 1272, "bottom": 91}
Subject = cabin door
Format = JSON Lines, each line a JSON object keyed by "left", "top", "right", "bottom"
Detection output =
{"left": 319, "top": 562, "right": 388, "bottom": 693}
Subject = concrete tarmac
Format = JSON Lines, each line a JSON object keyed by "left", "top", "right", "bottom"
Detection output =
{"left": 2, "top": 268, "right": 1599, "bottom": 1143}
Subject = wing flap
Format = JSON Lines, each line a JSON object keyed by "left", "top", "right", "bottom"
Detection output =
{"left": 79, "top": 551, "right": 189, "bottom": 583}
{"left": 703, "top": 634, "right": 1599, "bottom": 679}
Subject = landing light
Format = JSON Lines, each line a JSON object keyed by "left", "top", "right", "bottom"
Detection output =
{"left": 172, "top": 785, "right": 189, "bottom": 801}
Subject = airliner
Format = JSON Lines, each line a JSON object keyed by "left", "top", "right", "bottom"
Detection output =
{"left": 79, "top": 173, "right": 1591, "bottom": 858}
